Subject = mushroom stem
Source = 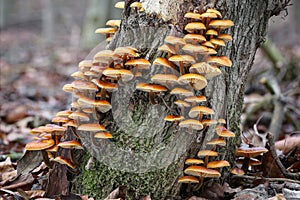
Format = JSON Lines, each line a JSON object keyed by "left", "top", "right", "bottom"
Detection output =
{"left": 241, "top": 157, "right": 250, "bottom": 173}
{"left": 198, "top": 113, "right": 203, "bottom": 121}
{"left": 55, "top": 135, "right": 60, "bottom": 145}
{"left": 70, "top": 128, "right": 81, "bottom": 139}
{"left": 181, "top": 107, "right": 185, "bottom": 115}
{"left": 100, "top": 88, "right": 107, "bottom": 100}
{"left": 90, "top": 132, "right": 97, "bottom": 146}
{"left": 149, "top": 91, "right": 157, "bottom": 105}
{"left": 204, "top": 155, "right": 209, "bottom": 166}
{"left": 179, "top": 62, "right": 185, "bottom": 75}
{"left": 186, "top": 183, "right": 192, "bottom": 193}
{"left": 69, "top": 148, "right": 79, "bottom": 167}
{"left": 41, "top": 150, "right": 53, "bottom": 169}
{"left": 193, "top": 176, "right": 204, "bottom": 191}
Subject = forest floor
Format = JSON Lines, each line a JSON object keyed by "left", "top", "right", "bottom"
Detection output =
{"left": 0, "top": 14, "right": 300, "bottom": 200}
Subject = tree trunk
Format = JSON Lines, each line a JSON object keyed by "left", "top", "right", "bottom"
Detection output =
{"left": 70, "top": 0, "right": 288, "bottom": 199}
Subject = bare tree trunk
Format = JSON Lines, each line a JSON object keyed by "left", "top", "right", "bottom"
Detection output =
{"left": 42, "top": 0, "right": 56, "bottom": 45}
{"left": 81, "top": 0, "right": 111, "bottom": 48}
{"left": 70, "top": 0, "right": 289, "bottom": 199}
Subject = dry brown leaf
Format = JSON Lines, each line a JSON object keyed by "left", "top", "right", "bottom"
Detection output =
{"left": 25, "top": 189, "right": 45, "bottom": 198}
{"left": 262, "top": 151, "right": 283, "bottom": 178}
{"left": 0, "top": 157, "right": 17, "bottom": 185}
{"left": 275, "top": 136, "right": 300, "bottom": 155}
{"left": 5, "top": 105, "right": 28, "bottom": 123}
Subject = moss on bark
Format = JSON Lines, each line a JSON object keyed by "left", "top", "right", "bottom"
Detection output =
{"left": 71, "top": 151, "right": 182, "bottom": 199}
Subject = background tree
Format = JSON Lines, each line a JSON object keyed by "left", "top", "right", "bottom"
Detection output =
{"left": 41, "top": 0, "right": 290, "bottom": 199}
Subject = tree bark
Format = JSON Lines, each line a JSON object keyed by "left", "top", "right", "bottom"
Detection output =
{"left": 70, "top": 0, "right": 289, "bottom": 199}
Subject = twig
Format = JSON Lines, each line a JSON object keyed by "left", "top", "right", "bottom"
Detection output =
{"left": 232, "top": 175, "right": 300, "bottom": 184}
{"left": 266, "top": 132, "right": 300, "bottom": 180}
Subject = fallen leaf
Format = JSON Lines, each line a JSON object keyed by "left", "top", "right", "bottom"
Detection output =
{"left": 17, "top": 150, "right": 42, "bottom": 176}
{"left": 5, "top": 105, "right": 28, "bottom": 123}
{"left": 282, "top": 188, "right": 300, "bottom": 199}
{"left": 2, "top": 173, "right": 34, "bottom": 190}
{"left": 275, "top": 136, "right": 300, "bottom": 155}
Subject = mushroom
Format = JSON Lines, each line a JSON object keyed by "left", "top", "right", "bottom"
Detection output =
{"left": 207, "top": 160, "right": 230, "bottom": 169}
{"left": 183, "top": 34, "right": 207, "bottom": 45}
{"left": 102, "top": 68, "right": 134, "bottom": 82}
{"left": 71, "top": 80, "right": 98, "bottom": 91}
{"left": 201, "top": 119, "right": 218, "bottom": 130}
{"left": 185, "top": 158, "right": 204, "bottom": 165}
{"left": 53, "top": 156, "right": 76, "bottom": 169}
{"left": 230, "top": 167, "right": 245, "bottom": 176}
{"left": 93, "top": 50, "right": 114, "bottom": 65}
{"left": 114, "top": 1, "right": 125, "bottom": 9}
{"left": 170, "top": 88, "right": 194, "bottom": 98}
{"left": 130, "top": 2, "right": 143, "bottom": 14}
{"left": 205, "top": 29, "right": 218, "bottom": 40}
{"left": 206, "top": 137, "right": 226, "bottom": 148}
{"left": 189, "top": 106, "right": 215, "bottom": 120}
{"left": 151, "top": 74, "right": 178, "bottom": 88}
{"left": 91, "top": 79, "right": 118, "bottom": 99}
{"left": 56, "top": 110, "right": 73, "bottom": 118}
{"left": 94, "top": 131, "right": 113, "bottom": 139}
{"left": 71, "top": 71, "right": 86, "bottom": 80}
{"left": 106, "top": 19, "right": 121, "bottom": 28}
{"left": 182, "top": 44, "right": 209, "bottom": 60}
{"left": 68, "top": 111, "right": 90, "bottom": 122}
{"left": 178, "top": 73, "right": 207, "bottom": 90}
{"left": 178, "top": 175, "right": 199, "bottom": 192}
{"left": 25, "top": 138, "right": 55, "bottom": 168}
{"left": 164, "top": 115, "right": 184, "bottom": 123}
{"left": 164, "top": 36, "right": 186, "bottom": 53}
{"left": 208, "top": 19, "right": 234, "bottom": 31}
{"left": 218, "top": 34, "right": 233, "bottom": 42}
{"left": 169, "top": 54, "right": 196, "bottom": 75}
{"left": 174, "top": 100, "right": 191, "bottom": 114}
{"left": 158, "top": 44, "right": 177, "bottom": 58}
{"left": 184, "top": 12, "right": 201, "bottom": 22}
{"left": 78, "top": 60, "right": 93, "bottom": 72}
{"left": 185, "top": 22, "right": 206, "bottom": 34}
{"left": 153, "top": 57, "right": 175, "bottom": 73}
{"left": 136, "top": 83, "right": 168, "bottom": 105}
{"left": 184, "top": 95, "right": 207, "bottom": 106}
{"left": 207, "top": 55, "right": 232, "bottom": 67}
{"left": 78, "top": 123, "right": 106, "bottom": 146}
{"left": 184, "top": 165, "right": 220, "bottom": 190}
{"left": 235, "top": 146, "right": 268, "bottom": 173}
{"left": 179, "top": 119, "right": 203, "bottom": 133}
{"left": 95, "top": 27, "right": 117, "bottom": 39}
{"left": 197, "top": 149, "right": 218, "bottom": 166}
{"left": 124, "top": 58, "right": 151, "bottom": 74}
{"left": 189, "top": 62, "right": 222, "bottom": 80}
{"left": 57, "top": 140, "right": 83, "bottom": 167}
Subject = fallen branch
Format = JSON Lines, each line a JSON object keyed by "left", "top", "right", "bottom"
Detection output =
{"left": 266, "top": 132, "right": 300, "bottom": 180}
{"left": 232, "top": 175, "right": 300, "bottom": 184}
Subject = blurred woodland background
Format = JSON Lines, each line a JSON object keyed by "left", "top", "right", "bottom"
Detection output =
{"left": 0, "top": 0, "right": 299, "bottom": 171}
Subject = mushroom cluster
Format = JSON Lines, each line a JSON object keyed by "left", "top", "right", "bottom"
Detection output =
{"left": 96, "top": 1, "right": 144, "bottom": 44}
{"left": 24, "top": 6, "right": 235, "bottom": 175}
{"left": 24, "top": 1, "right": 148, "bottom": 170}
{"left": 174, "top": 8, "right": 236, "bottom": 190}
{"left": 25, "top": 115, "right": 83, "bottom": 170}
{"left": 179, "top": 120, "right": 234, "bottom": 191}
{"left": 232, "top": 141, "right": 268, "bottom": 176}
{"left": 152, "top": 8, "right": 234, "bottom": 134}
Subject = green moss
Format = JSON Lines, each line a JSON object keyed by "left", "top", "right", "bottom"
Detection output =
{"left": 71, "top": 151, "right": 180, "bottom": 199}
